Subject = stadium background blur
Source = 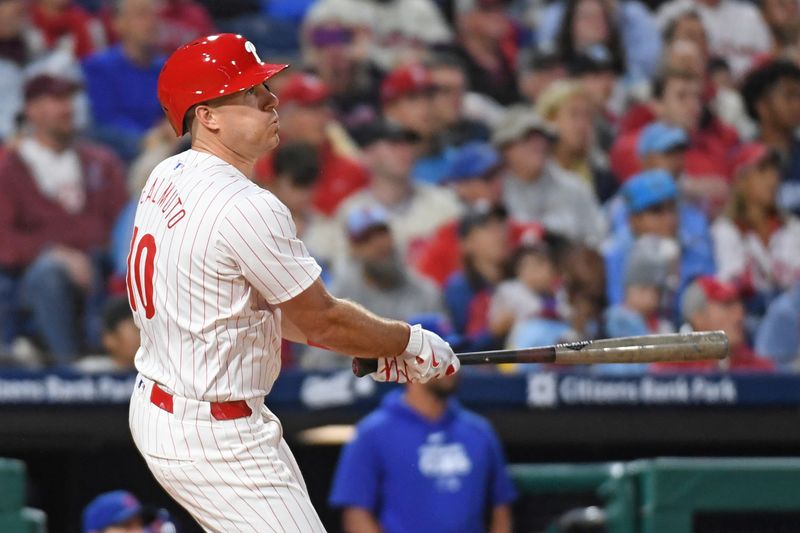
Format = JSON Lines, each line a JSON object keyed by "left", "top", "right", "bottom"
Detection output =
{"left": 3, "top": 0, "right": 800, "bottom": 531}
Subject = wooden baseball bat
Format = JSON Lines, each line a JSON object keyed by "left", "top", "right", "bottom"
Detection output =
{"left": 351, "top": 330, "right": 728, "bottom": 377}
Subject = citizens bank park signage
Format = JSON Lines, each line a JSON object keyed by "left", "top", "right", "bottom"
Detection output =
{"left": 0, "top": 370, "right": 799, "bottom": 408}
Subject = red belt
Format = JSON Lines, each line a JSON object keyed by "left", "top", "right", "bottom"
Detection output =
{"left": 150, "top": 383, "right": 253, "bottom": 421}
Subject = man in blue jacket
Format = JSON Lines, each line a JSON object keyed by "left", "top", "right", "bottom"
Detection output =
{"left": 603, "top": 169, "right": 715, "bottom": 323}
{"left": 329, "top": 374, "right": 516, "bottom": 533}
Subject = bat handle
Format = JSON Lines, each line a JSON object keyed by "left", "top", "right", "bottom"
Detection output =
{"left": 352, "top": 357, "right": 378, "bottom": 377}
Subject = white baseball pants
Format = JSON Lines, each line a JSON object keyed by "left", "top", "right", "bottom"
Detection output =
{"left": 129, "top": 374, "right": 327, "bottom": 532}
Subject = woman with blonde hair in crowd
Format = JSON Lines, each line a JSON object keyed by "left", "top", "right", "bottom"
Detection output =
{"left": 536, "top": 79, "right": 618, "bottom": 202}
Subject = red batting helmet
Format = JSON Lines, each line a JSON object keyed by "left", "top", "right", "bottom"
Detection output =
{"left": 158, "top": 33, "right": 289, "bottom": 136}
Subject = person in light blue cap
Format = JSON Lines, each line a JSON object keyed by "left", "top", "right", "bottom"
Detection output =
{"left": 637, "top": 121, "right": 689, "bottom": 177}
{"left": 607, "top": 121, "right": 690, "bottom": 233}
{"left": 602, "top": 169, "right": 715, "bottom": 325}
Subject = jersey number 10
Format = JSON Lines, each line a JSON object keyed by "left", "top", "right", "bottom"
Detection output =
{"left": 127, "top": 226, "right": 157, "bottom": 319}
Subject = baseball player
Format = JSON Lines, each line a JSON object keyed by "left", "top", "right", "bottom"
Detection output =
{"left": 127, "top": 33, "right": 460, "bottom": 533}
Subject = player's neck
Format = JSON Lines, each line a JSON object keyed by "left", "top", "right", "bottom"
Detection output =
{"left": 404, "top": 387, "right": 446, "bottom": 421}
{"left": 191, "top": 140, "right": 256, "bottom": 178}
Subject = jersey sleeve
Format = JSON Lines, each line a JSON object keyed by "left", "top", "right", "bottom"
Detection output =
{"left": 328, "top": 427, "right": 381, "bottom": 511}
{"left": 216, "top": 192, "right": 321, "bottom": 305}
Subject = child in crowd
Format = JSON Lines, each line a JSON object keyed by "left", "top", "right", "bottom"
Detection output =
{"left": 489, "top": 240, "right": 570, "bottom": 342}
{"left": 605, "top": 234, "right": 678, "bottom": 339}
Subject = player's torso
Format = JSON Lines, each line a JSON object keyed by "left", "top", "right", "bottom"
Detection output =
{"left": 128, "top": 149, "right": 281, "bottom": 401}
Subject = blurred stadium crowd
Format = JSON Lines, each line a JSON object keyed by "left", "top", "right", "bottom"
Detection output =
{"left": 2, "top": 0, "right": 800, "bottom": 374}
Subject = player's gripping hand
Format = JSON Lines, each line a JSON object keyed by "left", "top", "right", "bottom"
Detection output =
{"left": 369, "top": 324, "right": 460, "bottom": 383}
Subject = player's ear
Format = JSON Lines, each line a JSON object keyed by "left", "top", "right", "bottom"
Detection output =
{"left": 194, "top": 105, "right": 221, "bottom": 133}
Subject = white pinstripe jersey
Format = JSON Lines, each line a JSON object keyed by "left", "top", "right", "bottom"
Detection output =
{"left": 127, "top": 149, "right": 321, "bottom": 402}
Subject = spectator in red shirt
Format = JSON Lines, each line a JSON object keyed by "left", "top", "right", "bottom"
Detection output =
{"left": 452, "top": 0, "right": 519, "bottom": 106}
{"left": 653, "top": 276, "right": 775, "bottom": 372}
{"left": 415, "top": 141, "right": 503, "bottom": 285}
{"left": 155, "top": 0, "right": 215, "bottom": 55}
{"left": 29, "top": 0, "right": 106, "bottom": 59}
{"left": 610, "top": 68, "right": 738, "bottom": 207}
{"left": 0, "top": 75, "right": 127, "bottom": 362}
{"left": 254, "top": 72, "right": 370, "bottom": 217}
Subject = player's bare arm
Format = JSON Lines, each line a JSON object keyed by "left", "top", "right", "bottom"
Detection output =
{"left": 279, "top": 278, "right": 410, "bottom": 359}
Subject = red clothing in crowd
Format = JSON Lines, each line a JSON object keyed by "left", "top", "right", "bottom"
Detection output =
{"left": 610, "top": 102, "right": 740, "bottom": 182}
{"left": 254, "top": 142, "right": 370, "bottom": 217}
{"left": 156, "top": 0, "right": 216, "bottom": 55}
{"left": 0, "top": 143, "right": 127, "bottom": 269}
{"left": 29, "top": 3, "right": 105, "bottom": 58}
{"left": 652, "top": 344, "right": 775, "bottom": 373}
{"left": 414, "top": 219, "right": 543, "bottom": 286}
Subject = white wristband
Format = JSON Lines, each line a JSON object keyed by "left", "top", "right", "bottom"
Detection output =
{"left": 404, "top": 324, "right": 424, "bottom": 356}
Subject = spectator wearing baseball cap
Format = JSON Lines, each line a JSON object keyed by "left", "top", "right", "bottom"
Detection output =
{"left": 495, "top": 105, "right": 607, "bottom": 248}
{"left": 254, "top": 73, "right": 370, "bottom": 217}
{"left": 606, "top": 121, "right": 709, "bottom": 239}
{"left": 712, "top": 143, "right": 800, "bottom": 305}
{"left": 444, "top": 201, "right": 512, "bottom": 352}
{"left": 536, "top": 79, "right": 618, "bottom": 203}
{"left": 414, "top": 142, "right": 510, "bottom": 286}
{"left": 603, "top": 170, "right": 715, "bottom": 321}
{"left": 380, "top": 63, "right": 455, "bottom": 184}
{"left": 425, "top": 53, "right": 491, "bottom": 148}
{"left": 300, "top": 204, "right": 443, "bottom": 369}
{"left": 83, "top": 490, "right": 143, "bottom": 533}
{"left": 610, "top": 68, "right": 737, "bottom": 194}
{"left": 637, "top": 122, "right": 689, "bottom": 179}
{"left": 604, "top": 235, "right": 678, "bottom": 347}
{"left": 568, "top": 44, "right": 624, "bottom": 153}
{"left": 741, "top": 60, "right": 800, "bottom": 215}
{"left": 82, "top": 489, "right": 175, "bottom": 533}
{"left": 0, "top": 73, "right": 127, "bottom": 362}
{"left": 653, "top": 276, "right": 774, "bottom": 372}
{"left": 516, "top": 48, "right": 566, "bottom": 106}
{"left": 332, "top": 118, "right": 462, "bottom": 269}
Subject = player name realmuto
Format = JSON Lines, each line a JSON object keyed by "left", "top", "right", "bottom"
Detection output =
{"left": 139, "top": 177, "right": 187, "bottom": 229}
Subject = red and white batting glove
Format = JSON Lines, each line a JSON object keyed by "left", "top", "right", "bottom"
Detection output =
{"left": 370, "top": 324, "right": 460, "bottom": 383}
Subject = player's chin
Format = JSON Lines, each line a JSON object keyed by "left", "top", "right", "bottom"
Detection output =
{"left": 260, "top": 129, "right": 280, "bottom": 151}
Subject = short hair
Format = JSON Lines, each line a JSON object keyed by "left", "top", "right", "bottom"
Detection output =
{"left": 741, "top": 59, "right": 800, "bottom": 121}
{"left": 102, "top": 297, "right": 134, "bottom": 334}
{"left": 273, "top": 142, "right": 320, "bottom": 188}
{"left": 652, "top": 68, "right": 700, "bottom": 100}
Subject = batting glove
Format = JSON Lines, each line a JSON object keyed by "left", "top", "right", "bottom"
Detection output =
{"left": 370, "top": 324, "right": 460, "bottom": 383}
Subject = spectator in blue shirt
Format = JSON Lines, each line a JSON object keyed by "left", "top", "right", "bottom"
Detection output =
{"left": 82, "top": 0, "right": 165, "bottom": 161}
{"left": 755, "top": 281, "right": 800, "bottom": 369}
{"left": 603, "top": 169, "right": 715, "bottom": 323}
{"left": 329, "top": 375, "right": 516, "bottom": 533}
